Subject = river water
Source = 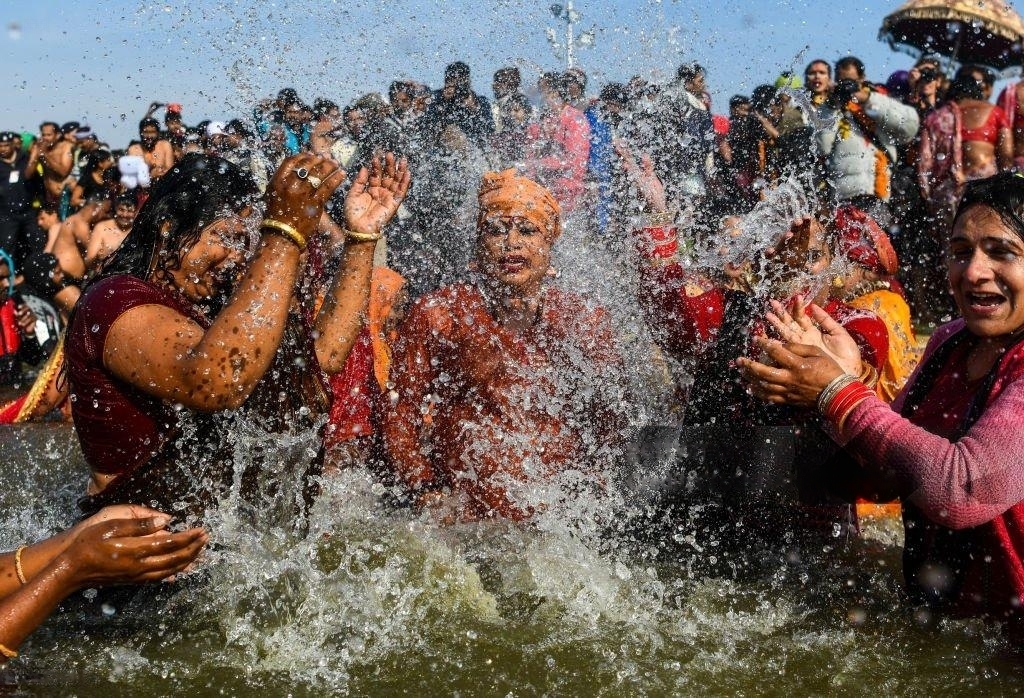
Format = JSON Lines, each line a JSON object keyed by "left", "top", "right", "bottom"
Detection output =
{"left": 1, "top": 423, "right": 1022, "bottom": 696}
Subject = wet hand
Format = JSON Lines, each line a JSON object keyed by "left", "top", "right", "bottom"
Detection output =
{"left": 345, "top": 153, "right": 411, "bottom": 238}
{"left": 61, "top": 515, "right": 208, "bottom": 588}
{"left": 14, "top": 303, "right": 36, "bottom": 336}
{"left": 765, "top": 296, "right": 862, "bottom": 375}
{"left": 737, "top": 338, "right": 847, "bottom": 407}
{"left": 614, "top": 139, "right": 667, "bottom": 213}
{"left": 265, "top": 154, "right": 347, "bottom": 238}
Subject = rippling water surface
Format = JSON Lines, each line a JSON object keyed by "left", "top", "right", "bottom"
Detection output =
{"left": 2, "top": 424, "right": 1023, "bottom": 696}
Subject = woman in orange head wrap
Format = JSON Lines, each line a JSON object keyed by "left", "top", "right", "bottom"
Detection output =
{"left": 381, "top": 170, "right": 625, "bottom": 522}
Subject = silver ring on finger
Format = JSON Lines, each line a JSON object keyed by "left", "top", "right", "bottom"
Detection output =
{"left": 295, "top": 167, "right": 309, "bottom": 180}
{"left": 307, "top": 175, "right": 322, "bottom": 189}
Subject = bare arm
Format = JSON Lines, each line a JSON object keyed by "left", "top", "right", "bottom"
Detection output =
{"left": 104, "top": 154, "right": 346, "bottom": 411}
{"left": 314, "top": 154, "right": 410, "bottom": 373}
{"left": 150, "top": 141, "right": 175, "bottom": 178}
{"left": 70, "top": 183, "right": 86, "bottom": 210}
{"left": 998, "top": 126, "right": 1014, "bottom": 172}
{"left": 0, "top": 509, "right": 206, "bottom": 657}
{"left": 45, "top": 143, "right": 74, "bottom": 180}
{"left": 83, "top": 221, "right": 118, "bottom": 272}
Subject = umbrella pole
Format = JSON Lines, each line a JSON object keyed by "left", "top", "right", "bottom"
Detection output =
{"left": 947, "top": 22, "right": 965, "bottom": 76}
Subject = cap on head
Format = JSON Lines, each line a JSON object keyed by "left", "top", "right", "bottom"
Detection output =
{"left": 0, "top": 132, "right": 17, "bottom": 144}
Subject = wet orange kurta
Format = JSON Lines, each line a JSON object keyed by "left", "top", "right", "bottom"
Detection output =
{"left": 382, "top": 283, "right": 624, "bottom": 521}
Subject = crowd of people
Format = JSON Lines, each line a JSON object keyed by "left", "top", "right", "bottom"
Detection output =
{"left": 4, "top": 52, "right": 1024, "bottom": 656}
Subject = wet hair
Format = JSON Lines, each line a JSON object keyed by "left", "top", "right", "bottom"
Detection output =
{"left": 114, "top": 192, "right": 138, "bottom": 209}
{"left": 804, "top": 59, "right": 832, "bottom": 78}
{"left": 953, "top": 172, "right": 1024, "bottom": 241}
{"left": 388, "top": 81, "right": 412, "bottom": 102}
{"left": 599, "top": 82, "right": 628, "bottom": 105}
{"left": 89, "top": 154, "right": 258, "bottom": 286}
{"left": 494, "top": 67, "right": 521, "bottom": 90}
{"left": 313, "top": 98, "right": 338, "bottom": 119}
{"left": 677, "top": 62, "right": 705, "bottom": 83}
{"left": 225, "top": 118, "right": 252, "bottom": 139}
{"left": 750, "top": 84, "right": 778, "bottom": 113}
{"left": 835, "top": 56, "right": 865, "bottom": 79}
{"left": 564, "top": 68, "right": 587, "bottom": 92}
{"left": 139, "top": 117, "right": 161, "bottom": 133}
{"left": 39, "top": 121, "right": 59, "bottom": 133}
{"left": 945, "top": 74, "right": 985, "bottom": 102}
{"left": 277, "top": 87, "right": 300, "bottom": 107}
{"left": 729, "top": 94, "right": 750, "bottom": 109}
{"left": 445, "top": 61, "right": 471, "bottom": 81}
{"left": 956, "top": 63, "right": 996, "bottom": 87}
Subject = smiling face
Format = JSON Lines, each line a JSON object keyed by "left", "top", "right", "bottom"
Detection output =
{"left": 947, "top": 205, "right": 1024, "bottom": 340}
{"left": 166, "top": 210, "right": 253, "bottom": 304}
{"left": 476, "top": 214, "right": 552, "bottom": 296}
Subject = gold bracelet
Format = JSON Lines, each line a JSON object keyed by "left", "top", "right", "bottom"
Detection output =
{"left": 261, "top": 219, "right": 307, "bottom": 251}
{"left": 0, "top": 642, "right": 17, "bottom": 659}
{"left": 344, "top": 228, "right": 383, "bottom": 243}
{"left": 14, "top": 546, "right": 27, "bottom": 586}
{"left": 647, "top": 210, "right": 676, "bottom": 227}
{"left": 858, "top": 362, "right": 879, "bottom": 388}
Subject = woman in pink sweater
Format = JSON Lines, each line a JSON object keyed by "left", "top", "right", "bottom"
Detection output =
{"left": 738, "top": 172, "right": 1024, "bottom": 638}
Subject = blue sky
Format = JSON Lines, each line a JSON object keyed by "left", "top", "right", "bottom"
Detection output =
{"left": 1, "top": 0, "right": 1015, "bottom": 145}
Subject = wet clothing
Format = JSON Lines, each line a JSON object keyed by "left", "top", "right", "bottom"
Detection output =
{"left": 424, "top": 91, "right": 494, "bottom": 149}
{"left": 382, "top": 283, "right": 625, "bottom": 521}
{"left": 847, "top": 287, "right": 921, "bottom": 403}
{"left": 837, "top": 321, "right": 1024, "bottom": 634}
{"left": 67, "top": 274, "right": 329, "bottom": 521}
{"left": 635, "top": 239, "right": 888, "bottom": 538}
{"left": 961, "top": 105, "right": 1009, "bottom": 145}
{"left": 525, "top": 104, "right": 591, "bottom": 214}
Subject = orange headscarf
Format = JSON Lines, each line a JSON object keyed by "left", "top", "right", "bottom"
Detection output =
{"left": 477, "top": 169, "right": 562, "bottom": 241}
{"left": 368, "top": 266, "right": 406, "bottom": 390}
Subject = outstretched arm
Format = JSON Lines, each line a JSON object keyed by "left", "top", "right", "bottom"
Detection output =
{"left": 314, "top": 153, "right": 410, "bottom": 373}
{"left": 0, "top": 506, "right": 206, "bottom": 658}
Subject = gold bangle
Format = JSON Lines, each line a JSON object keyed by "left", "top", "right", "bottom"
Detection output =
{"left": 14, "top": 546, "right": 27, "bottom": 586}
{"left": 0, "top": 642, "right": 17, "bottom": 659}
{"left": 344, "top": 228, "right": 383, "bottom": 243}
{"left": 647, "top": 210, "right": 676, "bottom": 227}
{"left": 858, "top": 362, "right": 879, "bottom": 388}
{"left": 261, "top": 219, "right": 307, "bottom": 251}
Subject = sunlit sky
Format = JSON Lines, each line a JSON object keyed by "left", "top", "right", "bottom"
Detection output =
{"left": 1, "top": 0, "right": 1018, "bottom": 145}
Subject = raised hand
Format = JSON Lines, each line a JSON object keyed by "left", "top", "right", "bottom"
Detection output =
{"left": 764, "top": 296, "right": 862, "bottom": 376}
{"left": 344, "top": 153, "right": 411, "bottom": 238}
{"left": 265, "top": 154, "right": 347, "bottom": 238}
{"left": 614, "top": 139, "right": 667, "bottom": 213}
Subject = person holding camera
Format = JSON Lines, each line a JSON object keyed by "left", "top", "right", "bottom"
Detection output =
{"left": 816, "top": 56, "right": 919, "bottom": 227}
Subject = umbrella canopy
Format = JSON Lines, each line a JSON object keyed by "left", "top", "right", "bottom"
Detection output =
{"left": 879, "top": 0, "right": 1024, "bottom": 72}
